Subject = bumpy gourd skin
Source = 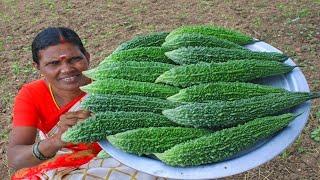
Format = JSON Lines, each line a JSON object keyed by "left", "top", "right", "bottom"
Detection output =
{"left": 163, "top": 92, "right": 319, "bottom": 128}
{"left": 81, "top": 94, "right": 180, "bottom": 114}
{"left": 165, "top": 47, "right": 288, "bottom": 65}
{"left": 167, "top": 82, "right": 287, "bottom": 102}
{"left": 61, "top": 112, "right": 178, "bottom": 143}
{"left": 100, "top": 47, "right": 174, "bottom": 65}
{"left": 80, "top": 78, "right": 180, "bottom": 99}
{"left": 162, "top": 33, "right": 245, "bottom": 50}
{"left": 156, "top": 113, "right": 296, "bottom": 167}
{"left": 83, "top": 61, "right": 174, "bottom": 82}
{"left": 108, "top": 127, "right": 211, "bottom": 155}
{"left": 113, "top": 32, "right": 169, "bottom": 53}
{"left": 165, "top": 25, "right": 254, "bottom": 45}
{"left": 156, "top": 60, "right": 295, "bottom": 87}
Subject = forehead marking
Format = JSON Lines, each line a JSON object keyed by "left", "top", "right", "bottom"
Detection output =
{"left": 59, "top": 35, "right": 67, "bottom": 44}
{"left": 58, "top": 54, "right": 67, "bottom": 61}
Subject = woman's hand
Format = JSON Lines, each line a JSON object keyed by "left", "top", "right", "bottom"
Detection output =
{"left": 8, "top": 110, "right": 91, "bottom": 170}
{"left": 53, "top": 110, "right": 91, "bottom": 148}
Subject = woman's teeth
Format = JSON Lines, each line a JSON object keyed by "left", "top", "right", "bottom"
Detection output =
{"left": 62, "top": 76, "right": 78, "bottom": 82}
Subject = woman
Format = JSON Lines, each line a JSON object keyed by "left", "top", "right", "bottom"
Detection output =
{"left": 8, "top": 27, "right": 166, "bottom": 179}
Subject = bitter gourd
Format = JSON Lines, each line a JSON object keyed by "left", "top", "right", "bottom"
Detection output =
{"left": 114, "top": 32, "right": 169, "bottom": 53}
{"left": 167, "top": 82, "right": 287, "bottom": 102}
{"left": 107, "top": 127, "right": 211, "bottom": 155}
{"left": 156, "top": 113, "right": 296, "bottom": 166}
{"left": 80, "top": 78, "right": 180, "bottom": 99}
{"left": 165, "top": 47, "right": 288, "bottom": 65}
{"left": 162, "top": 33, "right": 245, "bottom": 50}
{"left": 61, "top": 111, "right": 178, "bottom": 143}
{"left": 100, "top": 47, "right": 174, "bottom": 65}
{"left": 83, "top": 61, "right": 174, "bottom": 82}
{"left": 156, "top": 60, "right": 295, "bottom": 87}
{"left": 81, "top": 94, "right": 180, "bottom": 114}
{"left": 163, "top": 92, "right": 319, "bottom": 128}
{"left": 166, "top": 25, "right": 255, "bottom": 45}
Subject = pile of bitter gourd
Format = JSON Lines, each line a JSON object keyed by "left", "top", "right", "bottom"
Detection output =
{"left": 61, "top": 25, "right": 319, "bottom": 167}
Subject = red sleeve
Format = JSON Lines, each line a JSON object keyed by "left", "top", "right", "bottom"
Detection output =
{"left": 12, "top": 86, "right": 38, "bottom": 127}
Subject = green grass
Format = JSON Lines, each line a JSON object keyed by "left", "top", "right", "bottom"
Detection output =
{"left": 0, "top": 118, "right": 10, "bottom": 176}
{"left": 63, "top": 1, "right": 74, "bottom": 11}
{"left": 280, "top": 149, "right": 291, "bottom": 159}
{"left": 276, "top": 3, "right": 294, "bottom": 18}
{"left": 298, "top": 8, "right": 311, "bottom": 18}
{"left": 22, "top": 46, "right": 31, "bottom": 53}
{"left": 276, "top": 3, "right": 311, "bottom": 21}
{"left": 1, "top": 157, "right": 10, "bottom": 178}
{"left": 311, "top": 126, "right": 320, "bottom": 142}
{"left": 132, "top": 6, "right": 147, "bottom": 14}
{"left": 0, "top": 91, "right": 14, "bottom": 113}
{"left": 11, "top": 61, "right": 35, "bottom": 75}
{"left": 0, "top": 128, "right": 10, "bottom": 141}
{"left": 199, "top": 0, "right": 212, "bottom": 7}
{"left": 253, "top": 17, "right": 262, "bottom": 28}
{"left": 144, "top": 24, "right": 156, "bottom": 32}
{"left": 275, "top": 3, "right": 286, "bottom": 11}
{"left": 297, "top": 146, "right": 306, "bottom": 154}
{"left": 293, "top": 135, "right": 306, "bottom": 154}
{"left": 177, "top": 12, "right": 189, "bottom": 20}
{"left": 82, "top": 38, "right": 88, "bottom": 46}
{"left": 111, "top": 24, "right": 120, "bottom": 30}
{"left": 30, "top": 17, "right": 39, "bottom": 26}
{"left": 316, "top": 110, "right": 320, "bottom": 119}
{"left": 6, "top": 35, "right": 13, "bottom": 42}
{"left": 313, "top": 0, "right": 320, "bottom": 4}
{"left": 100, "top": 30, "right": 114, "bottom": 39}
{"left": 0, "top": 75, "right": 5, "bottom": 85}
{"left": 0, "top": 12, "right": 12, "bottom": 23}
{"left": 0, "top": 40, "right": 4, "bottom": 52}
{"left": 11, "top": 62, "right": 21, "bottom": 74}
{"left": 2, "top": 0, "right": 18, "bottom": 6}
{"left": 43, "top": 0, "right": 56, "bottom": 11}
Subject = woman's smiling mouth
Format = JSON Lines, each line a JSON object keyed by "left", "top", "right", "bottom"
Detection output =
{"left": 60, "top": 74, "right": 81, "bottom": 83}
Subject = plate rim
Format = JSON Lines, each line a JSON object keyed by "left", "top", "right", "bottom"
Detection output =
{"left": 96, "top": 41, "right": 311, "bottom": 179}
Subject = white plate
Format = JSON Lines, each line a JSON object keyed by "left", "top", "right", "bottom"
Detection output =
{"left": 96, "top": 41, "right": 311, "bottom": 179}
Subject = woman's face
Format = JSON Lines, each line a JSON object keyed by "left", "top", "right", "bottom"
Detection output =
{"left": 37, "top": 42, "right": 90, "bottom": 92}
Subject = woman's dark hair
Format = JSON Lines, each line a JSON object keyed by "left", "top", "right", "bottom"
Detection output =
{"left": 31, "top": 27, "right": 87, "bottom": 64}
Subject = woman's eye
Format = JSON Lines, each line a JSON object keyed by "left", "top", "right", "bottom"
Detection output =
{"left": 71, "top": 57, "right": 83, "bottom": 63}
{"left": 48, "top": 61, "right": 60, "bottom": 66}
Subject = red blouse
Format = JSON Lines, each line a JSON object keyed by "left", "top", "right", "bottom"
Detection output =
{"left": 13, "top": 79, "right": 86, "bottom": 133}
{"left": 12, "top": 80, "right": 102, "bottom": 180}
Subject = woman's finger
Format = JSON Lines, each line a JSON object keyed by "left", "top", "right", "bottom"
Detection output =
{"left": 61, "top": 110, "right": 91, "bottom": 120}
{"left": 61, "top": 112, "right": 80, "bottom": 119}
{"left": 59, "top": 118, "right": 78, "bottom": 127}
{"left": 77, "top": 118, "right": 88, "bottom": 122}
{"left": 75, "top": 110, "right": 91, "bottom": 119}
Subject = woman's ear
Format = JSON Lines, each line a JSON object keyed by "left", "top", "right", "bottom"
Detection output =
{"left": 33, "top": 62, "right": 40, "bottom": 70}
{"left": 84, "top": 51, "right": 90, "bottom": 64}
{"left": 33, "top": 62, "right": 44, "bottom": 78}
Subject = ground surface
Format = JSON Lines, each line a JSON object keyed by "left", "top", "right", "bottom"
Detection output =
{"left": 0, "top": 0, "right": 319, "bottom": 179}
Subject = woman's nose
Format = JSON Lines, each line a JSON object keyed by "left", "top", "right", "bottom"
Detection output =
{"left": 60, "top": 62, "right": 75, "bottom": 73}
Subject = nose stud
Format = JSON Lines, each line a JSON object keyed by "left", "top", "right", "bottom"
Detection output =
{"left": 59, "top": 55, "right": 67, "bottom": 61}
